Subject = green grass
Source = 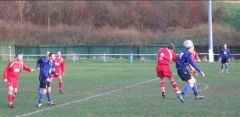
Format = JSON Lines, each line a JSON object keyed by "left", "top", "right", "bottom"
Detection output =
{"left": 0, "top": 60, "right": 240, "bottom": 117}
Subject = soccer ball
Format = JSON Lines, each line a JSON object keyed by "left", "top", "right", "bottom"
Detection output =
{"left": 183, "top": 40, "right": 194, "bottom": 48}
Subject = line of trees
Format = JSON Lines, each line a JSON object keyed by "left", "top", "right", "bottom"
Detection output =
{"left": 0, "top": 1, "right": 218, "bottom": 31}
{"left": 0, "top": 1, "right": 237, "bottom": 46}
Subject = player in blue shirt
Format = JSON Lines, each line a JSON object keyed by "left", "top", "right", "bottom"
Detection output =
{"left": 36, "top": 52, "right": 56, "bottom": 108}
{"left": 176, "top": 40, "right": 205, "bottom": 103}
{"left": 219, "top": 43, "right": 231, "bottom": 73}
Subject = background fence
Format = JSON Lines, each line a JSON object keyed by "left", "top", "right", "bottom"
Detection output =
{"left": 0, "top": 45, "right": 240, "bottom": 61}
{"left": 14, "top": 45, "right": 172, "bottom": 60}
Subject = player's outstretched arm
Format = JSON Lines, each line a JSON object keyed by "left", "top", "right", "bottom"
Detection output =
{"left": 23, "top": 64, "right": 34, "bottom": 72}
{"left": 187, "top": 54, "right": 201, "bottom": 73}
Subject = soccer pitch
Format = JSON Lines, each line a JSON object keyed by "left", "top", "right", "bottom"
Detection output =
{"left": 0, "top": 60, "right": 240, "bottom": 117}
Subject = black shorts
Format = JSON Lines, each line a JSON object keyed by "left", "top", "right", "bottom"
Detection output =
{"left": 177, "top": 69, "right": 191, "bottom": 82}
{"left": 221, "top": 58, "right": 228, "bottom": 64}
{"left": 39, "top": 81, "right": 51, "bottom": 88}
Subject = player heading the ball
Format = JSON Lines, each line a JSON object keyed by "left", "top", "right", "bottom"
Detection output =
{"left": 176, "top": 40, "right": 205, "bottom": 103}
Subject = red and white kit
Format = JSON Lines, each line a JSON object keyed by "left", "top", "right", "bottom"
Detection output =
{"left": 156, "top": 47, "right": 180, "bottom": 94}
{"left": 3, "top": 60, "right": 32, "bottom": 88}
{"left": 3, "top": 59, "right": 33, "bottom": 108}
{"left": 156, "top": 48, "right": 178, "bottom": 78}
{"left": 52, "top": 57, "right": 65, "bottom": 78}
{"left": 190, "top": 50, "right": 199, "bottom": 75}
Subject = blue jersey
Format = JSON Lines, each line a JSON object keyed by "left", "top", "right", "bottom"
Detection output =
{"left": 36, "top": 57, "right": 55, "bottom": 81}
{"left": 176, "top": 48, "right": 202, "bottom": 73}
{"left": 48, "top": 60, "right": 55, "bottom": 75}
{"left": 219, "top": 48, "right": 230, "bottom": 59}
{"left": 36, "top": 56, "right": 49, "bottom": 71}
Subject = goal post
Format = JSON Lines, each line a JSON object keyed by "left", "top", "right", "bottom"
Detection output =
{"left": 9, "top": 46, "right": 12, "bottom": 60}
{"left": 208, "top": 0, "right": 214, "bottom": 62}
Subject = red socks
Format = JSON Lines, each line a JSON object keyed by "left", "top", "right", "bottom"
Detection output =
{"left": 8, "top": 94, "right": 13, "bottom": 105}
{"left": 160, "top": 80, "right": 165, "bottom": 92}
{"left": 59, "top": 81, "right": 63, "bottom": 90}
{"left": 171, "top": 81, "right": 180, "bottom": 93}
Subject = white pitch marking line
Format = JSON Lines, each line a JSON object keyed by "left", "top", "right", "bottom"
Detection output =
{"left": 16, "top": 78, "right": 158, "bottom": 117}
{"left": 198, "top": 82, "right": 209, "bottom": 92}
{"left": 17, "top": 79, "right": 209, "bottom": 117}
{"left": 97, "top": 82, "right": 209, "bottom": 100}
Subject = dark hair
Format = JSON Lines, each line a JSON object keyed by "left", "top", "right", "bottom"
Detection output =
{"left": 167, "top": 43, "right": 175, "bottom": 50}
{"left": 49, "top": 52, "right": 54, "bottom": 57}
{"left": 15, "top": 53, "right": 20, "bottom": 58}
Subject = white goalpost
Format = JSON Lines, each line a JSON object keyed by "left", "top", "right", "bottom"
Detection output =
{"left": 208, "top": 0, "right": 214, "bottom": 62}
{"left": 9, "top": 46, "right": 12, "bottom": 60}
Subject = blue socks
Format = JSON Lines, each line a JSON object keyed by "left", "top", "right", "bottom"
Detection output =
{"left": 38, "top": 90, "right": 53, "bottom": 103}
{"left": 47, "top": 92, "right": 52, "bottom": 102}
{"left": 182, "top": 83, "right": 199, "bottom": 96}
{"left": 182, "top": 85, "right": 191, "bottom": 95}
{"left": 38, "top": 87, "right": 41, "bottom": 99}
{"left": 38, "top": 92, "right": 44, "bottom": 104}
{"left": 192, "top": 83, "right": 199, "bottom": 96}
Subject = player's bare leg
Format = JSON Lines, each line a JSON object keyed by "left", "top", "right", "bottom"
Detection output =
{"left": 50, "top": 78, "right": 53, "bottom": 84}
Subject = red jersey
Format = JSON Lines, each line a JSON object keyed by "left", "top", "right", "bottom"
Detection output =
{"left": 191, "top": 50, "right": 199, "bottom": 62}
{"left": 156, "top": 48, "right": 178, "bottom": 78}
{"left": 157, "top": 48, "right": 178, "bottom": 65}
{"left": 190, "top": 50, "right": 199, "bottom": 75}
{"left": 54, "top": 57, "right": 65, "bottom": 74}
{"left": 3, "top": 60, "right": 32, "bottom": 80}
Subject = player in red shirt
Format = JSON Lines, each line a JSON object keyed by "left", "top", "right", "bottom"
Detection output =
{"left": 190, "top": 47, "right": 200, "bottom": 76}
{"left": 2, "top": 54, "right": 34, "bottom": 108}
{"left": 156, "top": 43, "right": 181, "bottom": 98}
{"left": 51, "top": 51, "right": 65, "bottom": 94}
